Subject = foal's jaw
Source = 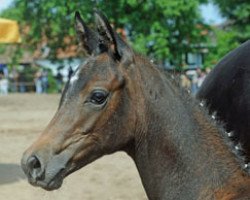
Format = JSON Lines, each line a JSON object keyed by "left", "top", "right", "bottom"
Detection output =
{"left": 21, "top": 126, "right": 110, "bottom": 190}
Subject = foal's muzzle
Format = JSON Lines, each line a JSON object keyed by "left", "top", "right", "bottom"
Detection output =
{"left": 21, "top": 151, "right": 66, "bottom": 191}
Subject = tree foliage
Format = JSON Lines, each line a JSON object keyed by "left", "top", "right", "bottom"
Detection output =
{"left": 204, "top": 28, "right": 239, "bottom": 67}
{"left": 1, "top": 0, "right": 208, "bottom": 66}
{"left": 212, "top": 0, "right": 250, "bottom": 42}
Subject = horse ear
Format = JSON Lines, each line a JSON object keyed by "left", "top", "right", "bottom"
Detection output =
{"left": 94, "top": 10, "right": 134, "bottom": 63}
{"left": 94, "top": 10, "right": 120, "bottom": 59}
{"left": 75, "top": 11, "right": 99, "bottom": 55}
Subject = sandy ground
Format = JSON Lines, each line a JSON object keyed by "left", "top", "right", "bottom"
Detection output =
{"left": 0, "top": 94, "right": 147, "bottom": 200}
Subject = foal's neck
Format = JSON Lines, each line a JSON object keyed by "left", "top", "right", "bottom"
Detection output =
{"left": 131, "top": 60, "right": 245, "bottom": 199}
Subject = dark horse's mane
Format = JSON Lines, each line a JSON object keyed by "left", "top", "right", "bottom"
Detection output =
{"left": 197, "top": 40, "right": 250, "bottom": 168}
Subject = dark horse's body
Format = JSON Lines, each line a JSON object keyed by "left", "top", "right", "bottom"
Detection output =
{"left": 21, "top": 11, "right": 250, "bottom": 199}
{"left": 197, "top": 40, "right": 250, "bottom": 163}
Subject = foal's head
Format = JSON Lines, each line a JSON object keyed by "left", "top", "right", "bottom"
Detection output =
{"left": 21, "top": 11, "right": 140, "bottom": 190}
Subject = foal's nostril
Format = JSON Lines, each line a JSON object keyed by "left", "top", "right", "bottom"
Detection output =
{"left": 26, "top": 155, "right": 44, "bottom": 181}
{"left": 27, "top": 156, "right": 41, "bottom": 169}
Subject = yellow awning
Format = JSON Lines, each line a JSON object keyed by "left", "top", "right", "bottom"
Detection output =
{"left": 0, "top": 18, "right": 21, "bottom": 43}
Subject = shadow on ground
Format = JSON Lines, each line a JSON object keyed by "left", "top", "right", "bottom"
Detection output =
{"left": 0, "top": 163, "right": 25, "bottom": 185}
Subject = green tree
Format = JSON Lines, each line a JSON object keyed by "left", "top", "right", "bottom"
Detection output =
{"left": 1, "top": 0, "right": 208, "bottom": 67}
{"left": 204, "top": 28, "right": 239, "bottom": 68}
{"left": 212, "top": 0, "right": 250, "bottom": 43}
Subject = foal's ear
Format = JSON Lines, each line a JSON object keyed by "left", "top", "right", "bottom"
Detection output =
{"left": 75, "top": 11, "right": 99, "bottom": 55}
{"left": 94, "top": 10, "right": 134, "bottom": 63}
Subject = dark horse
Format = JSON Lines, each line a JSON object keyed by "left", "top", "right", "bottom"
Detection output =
{"left": 21, "top": 11, "right": 250, "bottom": 199}
{"left": 197, "top": 40, "right": 250, "bottom": 164}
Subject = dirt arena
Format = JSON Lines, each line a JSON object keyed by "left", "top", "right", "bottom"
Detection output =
{"left": 0, "top": 94, "right": 147, "bottom": 200}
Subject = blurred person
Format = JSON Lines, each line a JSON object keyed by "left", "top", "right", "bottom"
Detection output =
{"left": 55, "top": 70, "right": 63, "bottom": 93}
{"left": 180, "top": 73, "right": 191, "bottom": 90}
{"left": 34, "top": 70, "right": 43, "bottom": 94}
{"left": 41, "top": 69, "right": 49, "bottom": 93}
{"left": 0, "top": 65, "right": 3, "bottom": 75}
{"left": 0, "top": 72, "right": 8, "bottom": 95}
{"left": 9, "top": 68, "right": 19, "bottom": 92}
{"left": 0, "top": 64, "right": 9, "bottom": 94}
{"left": 18, "top": 71, "right": 27, "bottom": 93}
{"left": 197, "top": 70, "right": 207, "bottom": 88}
{"left": 191, "top": 70, "right": 198, "bottom": 95}
{"left": 205, "top": 67, "right": 211, "bottom": 74}
{"left": 0, "top": 64, "right": 8, "bottom": 77}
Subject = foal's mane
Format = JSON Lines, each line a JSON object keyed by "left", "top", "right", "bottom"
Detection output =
{"left": 157, "top": 65, "right": 249, "bottom": 173}
{"left": 134, "top": 53, "right": 248, "bottom": 172}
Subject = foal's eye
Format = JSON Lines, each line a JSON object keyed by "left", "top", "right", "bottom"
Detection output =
{"left": 90, "top": 90, "right": 109, "bottom": 105}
